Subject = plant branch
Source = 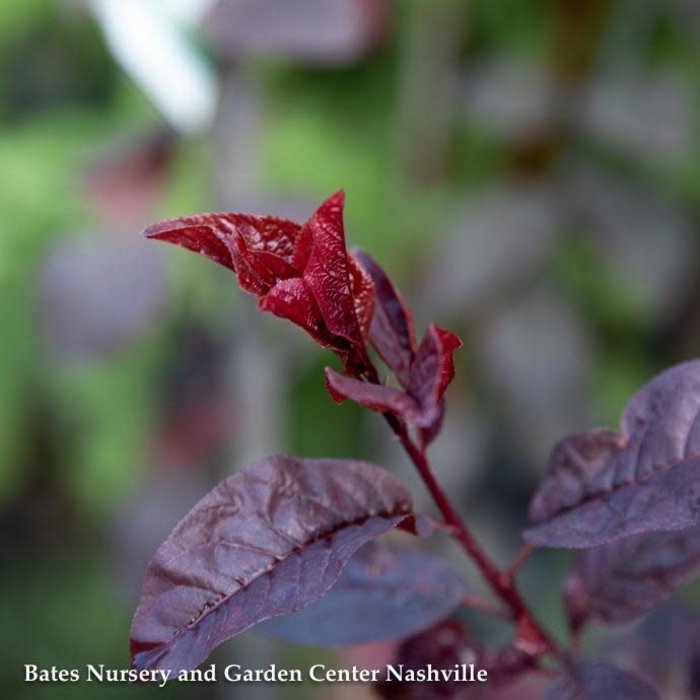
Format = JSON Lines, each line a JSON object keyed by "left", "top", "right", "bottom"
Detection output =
{"left": 381, "top": 411, "right": 562, "bottom": 660}
{"left": 507, "top": 543, "right": 536, "bottom": 580}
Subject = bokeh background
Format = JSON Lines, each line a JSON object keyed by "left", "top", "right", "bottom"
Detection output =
{"left": 3, "top": 1, "right": 700, "bottom": 698}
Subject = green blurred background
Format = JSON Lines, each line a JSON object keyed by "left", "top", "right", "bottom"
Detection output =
{"left": 3, "top": 1, "right": 700, "bottom": 698}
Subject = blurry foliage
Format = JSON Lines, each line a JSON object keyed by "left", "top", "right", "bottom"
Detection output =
{"left": 2, "top": 555, "right": 193, "bottom": 700}
{"left": 2, "top": 0, "right": 700, "bottom": 697}
{"left": 264, "top": 60, "right": 396, "bottom": 254}
{"left": 288, "top": 356, "right": 367, "bottom": 459}
{"left": 0, "top": 7, "right": 113, "bottom": 122}
{"left": 469, "top": 0, "right": 554, "bottom": 54}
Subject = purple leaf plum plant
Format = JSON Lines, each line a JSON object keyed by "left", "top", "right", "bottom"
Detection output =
{"left": 130, "top": 191, "right": 700, "bottom": 698}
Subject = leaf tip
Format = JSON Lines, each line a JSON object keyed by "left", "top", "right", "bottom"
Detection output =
{"left": 324, "top": 367, "right": 347, "bottom": 404}
{"left": 433, "top": 324, "right": 463, "bottom": 351}
{"left": 142, "top": 218, "right": 186, "bottom": 240}
{"left": 327, "top": 189, "right": 346, "bottom": 208}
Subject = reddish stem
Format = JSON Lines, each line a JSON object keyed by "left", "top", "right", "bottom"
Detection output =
{"left": 360, "top": 363, "right": 560, "bottom": 659}
{"left": 382, "top": 411, "right": 561, "bottom": 660}
{"left": 507, "top": 542, "right": 536, "bottom": 579}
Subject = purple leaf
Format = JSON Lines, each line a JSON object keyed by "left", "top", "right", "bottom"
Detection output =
{"left": 527, "top": 429, "right": 622, "bottom": 525}
{"left": 526, "top": 458, "right": 700, "bottom": 548}
{"left": 608, "top": 602, "right": 700, "bottom": 693}
{"left": 525, "top": 361, "right": 700, "bottom": 548}
{"left": 545, "top": 660, "right": 658, "bottom": 700}
{"left": 409, "top": 326, "right": 461, "bottom": 414}
{"left": 325, "top": 368, "right": 420, "bottom": 417}
{"left": 354, "top": 250, "right": 416, "bottom": 387}
{"left": 375, "top": 619, "right": 475, "bottom": 700}
{"left": 408, "top": 325, "right": 461, "bottom": 442}
{"left": 256, "top": 543, "right": 469, "bottom": 646}
{"left": 325, "top": 325, "right": 461, "bottom": 444}
{"left": 564, "top": 524, "right": 700, "bottom": 631}
{"left": 130, "top": 455, "right": 414, "bottom": 674}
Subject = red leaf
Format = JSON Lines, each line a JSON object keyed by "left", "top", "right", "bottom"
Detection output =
{"left": 348, "top": 252, "right": 375, "bottom": 342}
{"left": 407, "top": 325, "right": 462, "bottom": 441}
{"left": 354, "top": 250, "right": 416, "bottom": 386}
{"left": 234, "top": 214, "right": 302, "bottom": 260}
{"left": 256, "top": 542, "right": 469, "bottom": 646}
{"left": 564, "top": 524, "right": 700, "bottom": 631}
{"left": 302, "top": 191, "right": 371, "bottom": 355}
{"left": 259, "top": 278, "right": 329, "bottom": 347}
{"left": 545, "top": 660, "right": 658, "bottom": 700}
{"left": 144, "top": 193, "right": 375, "bottom": 374}
{"left": 291, "top": 223, "right": 313, "bottom": 270}
{"left": 325, "top": 324, "right": 461, "bottom": 443}
{"left": 144, "top": 212, "right": 303, "bottom": 293}
{"left": 375, "top": 620, "right": 475, "bottom": 700}
{"left": 325, "top": 367, "right": 420, "bottom": 417}
{"left": 525, "top": 361, "right": 700, "bottom": 548}
{"left": 433, "top": 327, "right": 462, "bottom": 398}
{"left": 144, "top": 216, "right": 236, "bottom": 272}
{"left": 408, "top": 326, "right": 461, "bottom": 419}
{"left": 375, "top": 620, "right": 534, "bottom": 699}
{"left": 129, "top": 455, "right": 413, "bottom": 674}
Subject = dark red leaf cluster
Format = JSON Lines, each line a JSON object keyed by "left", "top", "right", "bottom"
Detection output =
{"left": 130, "top": 456, "right": 414, "bottom": 673}
{"left": 145, "top": 193, "right": 461, "bottom": 439}
{"left": 327, "top": 251, "right": 461, "bottom": 443}
{"left": 145, "top": 191, "right": 375, "bottom": 373}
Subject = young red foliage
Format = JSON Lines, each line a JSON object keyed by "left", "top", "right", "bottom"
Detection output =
{"left": 326, "top": 323, "right": 462, "bottom": 444}
{"left": 353, "top": 250, "right": 417, "bottom": 386}
{"left": 144, "top": 191, "right": 374, "bottom": 374}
